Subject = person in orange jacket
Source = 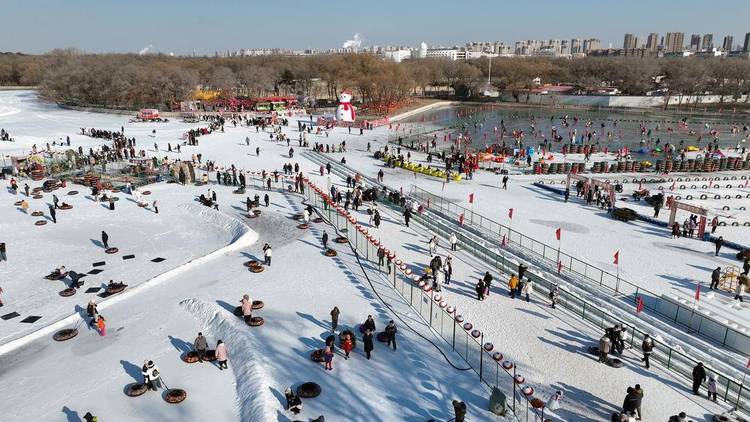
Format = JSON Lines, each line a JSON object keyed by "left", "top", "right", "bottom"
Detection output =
{"left": 508, "top": 275, "right": 519, "bottom": 299}
{"left": 341, "top": 331, "right": 353, "bottom": 359}
{"left": 96, "top": 315, "right": 106, "bottom": 336}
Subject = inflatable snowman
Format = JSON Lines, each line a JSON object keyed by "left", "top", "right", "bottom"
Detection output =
{"left": 335, "top": 90, "right": 356, "bottom": 122}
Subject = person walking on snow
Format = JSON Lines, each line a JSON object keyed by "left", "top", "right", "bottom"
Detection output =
{"left": 715, "top": 236, "right": 724, "bottom": 256}
{"left": 403, "top": 208, "right": 411, "bottom": 227}
{"left": 194, "top": 332, "right": 208, "bottom": 363}
{"left": 385, "top": 320, "right": 397, "bottom": 350}
{"left": 508, "top": 274, "right": 519, "bottom": 299}
{"left": 428, "top": 236, "right": 438, "bottom": 255}
{"left": 363, "top": 329, "right": 374, "bottom": 360}
{"left": 707, "top": 376, "right": 718, "bottom": 401}
{"left": 443, "top": 257, "right": 453, "bottom": 285}
{"left": 240, "top": 294, "right": 253, "bottom": 324}
{"left": 735, "top": 274, "right": 746, "bottom": 302}
{"left": 145, "top": 360, "right": 162, "bottom": 390}
{"left": 96, "top": 315, "right": 106, "bottom": 336}
{"left": 263, "top": 244, "right": 272, "bottom": 266}
{"left": 641, "top": 334, "right": 654, "bottom": 369}
{"left": 521, "top": 278, "right": 534, "bottom": 302}
{"left": 322, "top": 231, "right": 329, "bottom": 249}
{"left": 101, "top": 231, "right": 109, "bottom": 249}
{"left": 323, "top": 344, "right": 334, "bottom": 370}
{"left": 692, "top": 362, "right": 707, "bottom": 395}
{"left": 549, "top": 283, "right": 559, "bottom": 308}
{"left": 710, "top": 267, "right": 721, "bottom": 290}
{"left": 475, "top": 279, "right": 486, "bottom": 301}
{"left": 86, "top": 299, "right": 98, "bottom": 328}
{"left": 362, "top": 315, "right": 376, "bottom": 333}
{"left": 449, "top": 233, "right": 457, "bottom": 251}
{"left": 302, "top": 209, "right": 310, "bottom": 223}
{"left": 453, "top": 400, "right": 467, "bottom": 422}
{"left": 341, "top": 331, "right": 353, "bottom": 359}
{"left": 215, "top": 340, "right": 228, "bottom": 370}
{"left": 330, "top": 306, "right": 340, "bottom": 333}
{"left": 598, "top": 335, "right": 611, "bottom": 363}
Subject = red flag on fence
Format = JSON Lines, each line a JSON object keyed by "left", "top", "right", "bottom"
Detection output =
{"left": 636, "top": 296, "right": 644, "bottom": 314}
{"left": 613, "top": 251, "right": 619, "bottom": 265}
{"left": 695, "top": 283, "right": 701, "bottom": 301}
{"left": 508, "top": 208, "right": 514, "bottom": 220}
{"left": 746, "top": 357, "right": 750, "bottom": 369}
{"left": 469, "top": 193, "right": 474, "bottom": 204}
{"left": 459, "top": 213, "right": 465, "bottom": 225}
{"left": 555, "top": 228, "right": 561, "bottom": 241}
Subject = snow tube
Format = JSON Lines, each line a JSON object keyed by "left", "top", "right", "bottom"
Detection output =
{"left": 691, "top": 185, "right": 697, "bottom": 189}
{"left": 297, "top": 382, "right": 322, "bottom": 398}
{"left": 334, "top": 236, "right": 348, "bottom": 244}
{"left": 471, "top": 330, "right": 481, "bottom": 338}
{"left": 59, "top": 204, "right": 73, "bottom": 210}
{"left": 252, "top": 300, "right": 264, "bottom": 310}
{"left": 105, "top": 247, "right": 119, "bottom": 254}
{"left": 399, "top": 263, "right": 407, "bottom": 271}
{"left": 455, "top": 315, "right": 464, "bottom": 323}
{"left": 310, "top": 349, "right": 325, "bottom": 362}
{"left": 492, "top": 352, "right": 503, "bottom": 362}
{"left": 164, "top": 389, "right": 187, "bottom": 404}
{"left": 247, "top": 317, "right": 264, "bottom": 327}
{"left": 125, "top": 383, "right": 148, "bottom": 397}
{"left": 313, "top": 217, "right": 324, "bottom": 223}
{"left": 433, "top": 294, "right": 442, "bottom": 302}
{"left": 247, "top": 213, "right": 258, "bottom": 219}
{"left": 45, "top": 271, "right": 68, "bottom": 280}
{"left": 404, "top": 268, "right": 412, "bottom": 276}
{"left": 106, "top": 284, "right": 127, "bottom": 295}
{"left": 738, "top": 195, "right": 743, "bottom": 199}
{"left": 377, "top": 332, "right": 389, "bottom": 342}
{"left": 463, "top": 322, "right": 473, "bottom": 331}
{"left": 59, "top": 288, "right": 76, "bottom": 297}
{"left": 446, "top": 306, "right": 455, "bottom": 314}
{"left": 725, "top": 195, "right": 732, "bottom": 200}
{"left": 412, "top": 275, "right": 420, "bottom": 283}
{"left": 252, "top": 210, "right": 261, "bottom": 216}
{"left": 249, "top": 265, "right": 264, "bottom": 273}
{"left": 141, "top": 191, "right": 152, "bottom": 196}
{"left": 723, "top": 206, "right": 730, "bottom": 211}
{"left": 686, "top": 195, "right": 693, "bottom": 200}
{"left": 732, "top": 222, "right": 740, "bottom": 227}
{"left": 67, "top": 190, "right": 78, "bottom": 195}
{"left": 700, "top": 194, "right": 708, "bottom": 200}
{"left": 182, "top": 351, "right": 199, "bottom": 363}
{"left": 728, "top": 184, "right": 734, "bottom": 189}
{"left": 439, "top": 300, "right": 447, "bottom": 308}
{"left": 679, "top": 185, "right": 686, "bottom": 190}
{"left": 715, "top": 195, "right": 721, "bottom": 200}
{"left": 741, "top": 207, "right": 747, "bottom": 211}
{"left": 713, "top": 415, "right": 730, "bottom": 422}
{"left": 522, "top": 386, "right": 534, "bottom": 396}
{"left": 297, "top": 223, "right": 309, "bottom": 229}
{"left": 31, "top": 211, "right": 44, "bottom": 217}
{"left": 324, "top": 249, "right": 338, "bottom": 257}
{"left": 502, "top": 361, "right": 514, "bottom": 370}
{"left": 530, "top": 398, "right": 545, "bottom": 409}
{"left": 607, "top": 358, "right": 624, "bottom": 368}
{"left": 243, "top": 260, "right": 260, "bottom": 268}
{"left": 53, "top": 328, "right": 78, "bottom": 342}
{"left": 422, "top": 284, "right": 432, "bottom": 292}
{"left": 33, "top": 194, "right": 43, "bottom": 199}
{"left": 35, "top": 220, "right": 47, "bottom": 226}
{"left": 417, "top": 280, "right": 426, "bottom": 288}
{"left": 483, "top": 342, "right": 494, "bottom": 352}
{"left": 13, "top": 200, "right": 23, "bottom": 206}
{"left": 514, "top": 374, "right": 525, "bottom": 384}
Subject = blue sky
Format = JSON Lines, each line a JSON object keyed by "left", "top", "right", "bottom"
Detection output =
{"left": 1, "top": 0, "right": 748, "bottom": 54}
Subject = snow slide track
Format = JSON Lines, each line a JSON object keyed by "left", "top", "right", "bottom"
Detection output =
{"left": 0, "top": 207, "right": 258, "bottom": 355}
{"left": 180, "top": 298, "right": 277, "bottom": 422}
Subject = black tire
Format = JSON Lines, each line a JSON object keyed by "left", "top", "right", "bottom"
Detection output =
{"left": 715, "top": 195, "right": 721, "bottom": 200}
{"left": 53, "top": 328, "right": 78, "bottom": 341}
{"left": 252, "top": 300, "right": 264, "bottom": 310}
{"left": 310, "top": 349, "right": 325, "bottom": 362}
{"left": 59, "top": 288, "right": 76, "bottom": 297}
{"left": 125, "top": 383, "right": 148, "bottom": 397}
{"left": 164, "top": 388, "right": 187, "bottom": 404}
{"left": 723, "top": 206, "right": 731, "bottom": 211}
{"left": 686, "top": 195, "right": 693, "bottom": 200}
{"left": 297, "top": 382, "right": 322, "bottom": 398}
{"left": 248, "top": 316, "right": 264, "bottom": 327}
{"left": 700, "top": 194, "right": 708, "bottom": 200}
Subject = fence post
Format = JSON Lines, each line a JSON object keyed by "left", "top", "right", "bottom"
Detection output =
{"left": 479, "top": 333, "right": 484, "bottom": 380}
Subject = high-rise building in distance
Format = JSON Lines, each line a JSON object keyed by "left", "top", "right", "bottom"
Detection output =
{"left": 722, "top": 35, "right": 734, "bottom": 51}
{"left": 689, "top": 34, "right": 701, "bottom": 51}
{"left": 702, "top": 33, "right": 714, "bottom": 50}
{"left": 744, "top": 32, "right": 750, "bottom": 52}
{"left": 665, "top": 32, "right": 685, "bottom": 53}
{"left": 646, "top": 33, "right": 659, "bottom": 51}
{"left": 583, "top": 38, "right": 600, "bottom": 53}
{"left": 623, "top": 33, "right": 637, "bottom": 49}
{"left": 570, "top": 38, "right": 582, "bottom": 54}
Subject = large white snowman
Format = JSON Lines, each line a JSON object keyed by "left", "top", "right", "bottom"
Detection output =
{"left": 335, "top": 89, "right": 356, "bottom": 122}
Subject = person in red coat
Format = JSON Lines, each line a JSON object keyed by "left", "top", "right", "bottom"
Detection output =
{"left": 341, "top": 332, "right": 353, "bottom": 359}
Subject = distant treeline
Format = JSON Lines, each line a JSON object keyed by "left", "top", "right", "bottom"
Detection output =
{"left": 1, "top": 49, "right": 749, "bottom": 110}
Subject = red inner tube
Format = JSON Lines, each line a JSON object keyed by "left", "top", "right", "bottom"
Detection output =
{"left": 35, "top": 220, "right": 47, "bottom": 226}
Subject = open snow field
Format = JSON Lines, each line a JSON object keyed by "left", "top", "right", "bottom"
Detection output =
{"left": 0, "top": 90, "right": 744, "bottom": 421}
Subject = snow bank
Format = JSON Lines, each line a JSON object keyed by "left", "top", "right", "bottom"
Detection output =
{"left": 0, "top": 208, "right": 258, "bottom": 356}
{"left": 180, "top": 298, "right": 277, "bottom": 422}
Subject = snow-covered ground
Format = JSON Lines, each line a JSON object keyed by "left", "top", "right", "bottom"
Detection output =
{"left": 0, "top": 90, "right": 741, "bottom": 421}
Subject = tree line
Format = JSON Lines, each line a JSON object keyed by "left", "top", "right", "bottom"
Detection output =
{"left": 1, "top": 49, "right": 749, "bottom": 110}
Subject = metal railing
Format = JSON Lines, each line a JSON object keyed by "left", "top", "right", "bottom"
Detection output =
{"left": 409, "top": 185, "right": 750, "bottom": 356}
{"left": 300, "top": 151, "right": 750, "bottom": 413}
{"left": 302, "top": 182, "right": 544, "bottom": 421}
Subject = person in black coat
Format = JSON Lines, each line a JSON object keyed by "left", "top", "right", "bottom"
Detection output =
{"left": 101, "top": 231, "right": 109, "bottom": 249}
{"left": 622, "top": 387, "right": 639, "bottom": 415}
{"left": 322, "top": 231, "right": 329, "bottom": 249}
{"left": 384, "top": 320, "right": 397, "bottom": 350}
{"left": 715, "top": 236, "right": 725, "bottom": 256}
{"left": 362, "top": 315, "right": 376, "bottom": 332}
{"left": 453, "top": 400, "right": 467, "bottom": 422}
{"left": 403, "top": 208, "right": 411, "bottom": 227}
{"left": 692, "top": 362, "right": 707, "bottom": 395}
{"left": 285, "top": 387, "right": 303, "bottom": 414}
{"left": 483, "top": 271, "right": 493, "bottom": 296}
{"left": 518, "top": 263, "right": 528, "bottom": 280}
{"left": 710, "top": 267, "right": 721, "bottom": 290}
{"left": 330, "top": 306, "right": 340, "bottom": 333}
{"left": 363, "top": 329, "right": 374, "bottom": 360}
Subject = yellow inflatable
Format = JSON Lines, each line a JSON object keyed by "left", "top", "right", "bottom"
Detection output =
{"left": 640, "top": 160, "right": 653, "bottom": 168}
{"left": 686, "top": 146, "right": 700, "bottom": 152}
{"left": 381, "top": 154, "right": 462, "bottom": 181}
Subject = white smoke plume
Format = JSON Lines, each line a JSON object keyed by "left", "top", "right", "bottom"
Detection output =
{"left": 342, "top": 33, "right": 363, "bottom": 49}
{"left": 138, "top": 44, "right": 154, "bottom": 55}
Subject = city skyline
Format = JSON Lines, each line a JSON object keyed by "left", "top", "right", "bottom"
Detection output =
{"left": 1, "top": 0, "right": 749, "bottom": 55}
